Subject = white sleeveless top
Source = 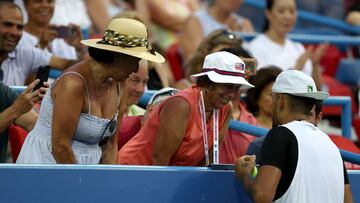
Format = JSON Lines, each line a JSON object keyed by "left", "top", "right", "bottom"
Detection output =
{"left": 275, "top": 121, "right": 344, "bottom": 203}
{"left": 17, "top": 72, "right": 120, "bottom": 164}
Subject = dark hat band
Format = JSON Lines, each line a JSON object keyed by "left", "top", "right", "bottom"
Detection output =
{"left": 97, "top": 29, "right": 155, "bottom": 55}
{"left": 202, "top": 68, "right": 244, "bottom": 77}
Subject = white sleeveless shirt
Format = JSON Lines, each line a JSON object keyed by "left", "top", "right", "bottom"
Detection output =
{"left": 275, "top": 121, "right": 344, "bottom": 203}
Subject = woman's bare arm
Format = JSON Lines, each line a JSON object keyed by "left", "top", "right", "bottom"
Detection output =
{"left": 152, "top": 97, "right": 190, "bottom": 165}
{"left": 51, "top": 75, "right": 85, "bottom": 164}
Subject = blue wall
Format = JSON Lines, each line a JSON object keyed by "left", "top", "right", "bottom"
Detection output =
{"left": 0, "top": 164, "right": 359, "bottom": 203}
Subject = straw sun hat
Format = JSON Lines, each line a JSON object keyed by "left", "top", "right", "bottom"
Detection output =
{"left": 81, "top": 18, "right": 165, "bottom": 63}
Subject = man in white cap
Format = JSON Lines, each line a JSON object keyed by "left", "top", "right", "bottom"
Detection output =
{"left": 235, "top": 70, "right": 353, "bottom": 203}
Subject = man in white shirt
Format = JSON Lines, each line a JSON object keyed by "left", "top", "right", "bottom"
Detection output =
{"left": 236, "top": 70, "right": 353, "bottom": 203}
{"left": 0, "top": 2, "right": 76, "bottom": 86}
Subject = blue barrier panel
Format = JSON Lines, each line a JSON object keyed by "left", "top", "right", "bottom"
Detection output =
{"left": 237, "top": 32, "right": 360, "bottom": 46}
{"left": 0, "top": 164, "right": 359, "bottom": 203}
{"left": 349, "top": 170, "right": 360, "bottom": 203}
{"left": 0, "top": 164, "right": 251, "bottom": 203}
{"left": 244, "top": 0, "right": 360, "bottom": 35}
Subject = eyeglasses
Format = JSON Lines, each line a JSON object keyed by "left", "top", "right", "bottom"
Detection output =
{"left": 99, "top": 116, "right": 117, "bottom": 146}
{"left": 0, "top": 69, "right": 3, "bottom": 81}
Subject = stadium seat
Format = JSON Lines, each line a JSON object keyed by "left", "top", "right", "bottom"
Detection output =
{"left": 165, "top": 44, "right": 184, "bottom": 81}
{"left": 328, "top": 134, "right": 360, "bottom": 170}
{"left": 335, "top": 59, "right": 360, "bottom": 85}
{"left": 322, "top": 75, "right": 358, "bottom": 116}
{"left": 329, "top": 135, "right": 360, "bottom": 154}
{"left": 9, "top": 125, "right": 28, "bottom": 162}
{"left": 320, "top": 45, "right": 345, "bottom": 77}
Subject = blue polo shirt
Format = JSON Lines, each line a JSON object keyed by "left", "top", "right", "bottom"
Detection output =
{"left": 0, "top": 44, "right": 52, "bottom": 86}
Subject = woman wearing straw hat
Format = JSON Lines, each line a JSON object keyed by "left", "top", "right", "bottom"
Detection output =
{"left": 16, "top": 18, "right": 164, "bottom": 164}
{"left": 118, "top": 51, "right": 253, "bottom": 166}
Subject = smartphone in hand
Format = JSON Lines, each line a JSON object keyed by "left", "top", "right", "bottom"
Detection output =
{"left": 33, "top": 65, "right": 51, "bottom": 91}
{"left": 55, "top": 26, "right": 76, "bottom": 39}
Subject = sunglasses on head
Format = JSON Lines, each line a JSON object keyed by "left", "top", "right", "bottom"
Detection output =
{"left": 213, "top": 29, "right": 239, "bottom": 41}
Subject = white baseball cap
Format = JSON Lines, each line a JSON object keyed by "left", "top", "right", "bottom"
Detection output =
{"left": 190, "top": 51, "right": 254, "bottom": 89}
{"left": 272, "top": 70, "right": 329, "bottom": 100}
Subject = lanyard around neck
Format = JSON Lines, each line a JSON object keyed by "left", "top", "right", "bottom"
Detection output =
{"left": 199, "top": 90, "right": 219, "bottom": 166}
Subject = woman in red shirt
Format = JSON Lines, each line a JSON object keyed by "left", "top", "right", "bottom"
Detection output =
{"left": 118, "top": 51, "right": 253, "bottom": 166}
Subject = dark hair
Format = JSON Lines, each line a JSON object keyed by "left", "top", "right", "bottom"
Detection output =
{"left": 195, "top": 75, "right": 216, "bottom": 88}
{"left": 221, "top": 46, "right": 253, "bottom": 58}
{"left": 88, "top": 46, "right": 131, "bottom": 64}
{"left": 263, "top": 0, "right": 276, "bottom": 32}
{"left": 314, "top": 100, "right": 323, "bottom": 117}
{"left": 286, "top": 94, "right": 316, "bottom": 116}
{"left": 263, "top": 0, "right": 298, "bottom": 32}
{"left": 245, "top": 66, "right": 282, "bottom": 116}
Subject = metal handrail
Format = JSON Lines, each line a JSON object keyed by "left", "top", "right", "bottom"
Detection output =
{"left": 237, "top": 32, "right": 360, "bottom": 46}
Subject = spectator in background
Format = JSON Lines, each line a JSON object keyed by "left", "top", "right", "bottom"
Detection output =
{"left": 0, "top": 79, "right": 46, "bottom": 163}
{"left": 15, "top": 0, "right": 93, "bottom": 34}
{"left": 16, "top": 18, "right": 165, "bottom": 164}
{"left": 147, "top": 0, "right": 200, "bottom": 51}
{"left": 180, "top": 0, "right": 254, "bottom": 62}
{"left": 346, "top": 2, "right": 360, "bottom": 58}
{"left": 236, "top": 70, "right": 353, "bottom": 203}
{"left": 218, "top": 46, "right": 260, "bottom": 164}
{"left": 0, "top": 1, "right": 77, "bottom": 86}
{"left": 117, "top": 0, "right": 151, "bottom": 27}
{"left": 174, "top": 29, "right": 243, "bottom": 90}
{"left": 245, "top": 0, "right": 327, "bottom": 90}
{"left": 125, "top": 59, "right": 148, "bottom": 116}
{"left": 245, "top": 66, "right": 282, "bottom": 129}
{"left": 118, "top": 52, "right": 253, "bottom": 166}
{"left": 20, "top": 0, "right": 85, "bottom": 60}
